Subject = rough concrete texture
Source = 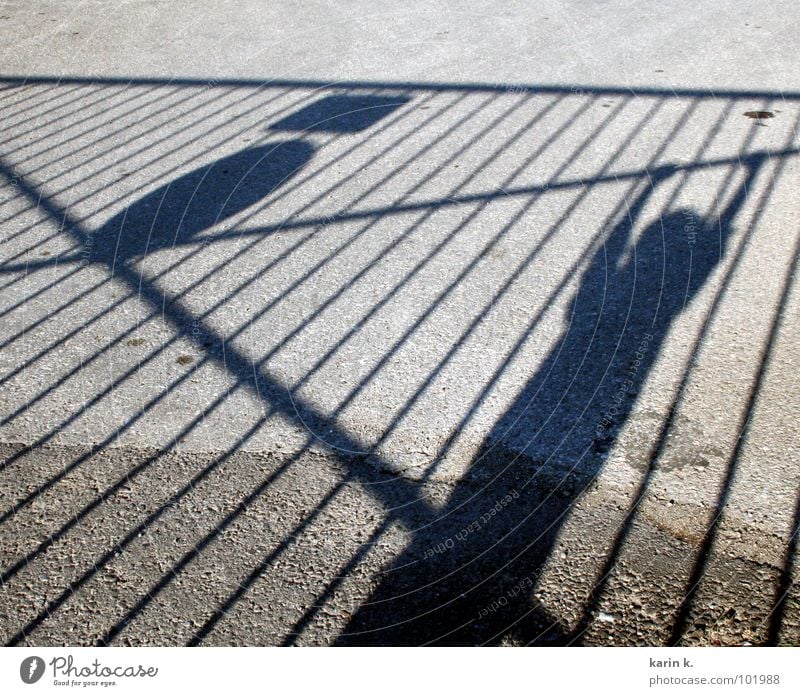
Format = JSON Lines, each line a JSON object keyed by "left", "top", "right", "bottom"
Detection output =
{"left": 0, "top": 1, "right": 799, "bottom": 646}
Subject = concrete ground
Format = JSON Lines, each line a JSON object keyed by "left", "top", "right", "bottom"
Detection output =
{"left": 0, "top": 0, "right": 799, "bottom": 646}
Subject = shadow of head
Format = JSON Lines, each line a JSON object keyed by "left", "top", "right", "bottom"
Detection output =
{"left": 586, "top": 205, "right": 730, "bottom": 322}
{"left": 97, "top": 140, "right": 314, "bottom": 261}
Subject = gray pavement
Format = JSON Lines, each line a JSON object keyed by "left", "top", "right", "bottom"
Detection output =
{"left": 0, "top": 0, "right": 799, "bottom": 645}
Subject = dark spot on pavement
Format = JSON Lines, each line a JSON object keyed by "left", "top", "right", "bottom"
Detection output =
{"left": 176, "top": 354, "right": 195, "bottom": 365}
{"left": 126, "top": 338, "right": 145, "bottom": 347}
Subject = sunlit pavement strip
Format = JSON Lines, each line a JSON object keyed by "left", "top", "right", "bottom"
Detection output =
{"left": 0, "top": 0, "right": 799, "bottom": 646}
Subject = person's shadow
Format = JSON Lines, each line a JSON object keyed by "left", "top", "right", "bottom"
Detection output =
{"left": 337, "top": 160, "right": 760, "bottom": 645}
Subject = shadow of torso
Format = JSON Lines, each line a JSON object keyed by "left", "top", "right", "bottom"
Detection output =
{"left": 338, "top": 169, "right": 743, "bottom": 645}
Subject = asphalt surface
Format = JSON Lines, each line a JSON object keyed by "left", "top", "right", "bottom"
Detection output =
{"left": 0, "top": 0, "right": 799, "bottom": 646}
